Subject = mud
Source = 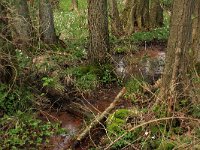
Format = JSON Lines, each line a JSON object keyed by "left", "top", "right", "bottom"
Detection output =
{"left": 45, "top": 45, "right": 166, "bottom": 149}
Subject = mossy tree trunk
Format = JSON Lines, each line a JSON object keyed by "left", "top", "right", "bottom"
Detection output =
{"left": 159, "top": 0, "right": 194, "bottom": 115}
{"left": 39, "top": 0, "right": 57, "bottom": 44}
{"left": 135, "top": 0, "right": 149, "bottom": 29}
{"left": 122, "top": 0, "right": 135, "bottom": 35}
{"left": 11, "top": 0, "right": 33, "bottom": 49}
{"left": 122, "top": 0, "right": 150, "bottom": 35}
{"left": 88, "top": 0, "right": 109, "bottom": 64}
{"left": 108, "top": 0, "right": 124, "bottom": 37}
{"left": 149, "top": 0, "right": 163, "bottom": 28}
{"left": 121, "top": 0, "right": 133, "bottom": 28}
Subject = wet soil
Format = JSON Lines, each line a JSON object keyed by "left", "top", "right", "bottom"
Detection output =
{"left": 41, "top": 44, "right": 166, "bottom": 150}
{"left": 40, "top": 85, "right": 130, "bottom": 150}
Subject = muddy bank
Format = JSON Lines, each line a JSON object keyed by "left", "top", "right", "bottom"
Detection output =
{"left": 41, "top": 45, "right": 166, "bottom": 149}
{"left": 41, "top": 86, "right": 127, "bottom": 149}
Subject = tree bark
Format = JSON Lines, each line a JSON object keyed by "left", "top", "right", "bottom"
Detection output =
{"left": 135, "top": 0, "right": 149, "bottom": 29}
{"left": 191, "top": 0, "right": 200, "bottom": 100}
{"left": 11, "top": 0, "right": 32, "bottom": 49}
{"left": 39, "top": 0, "right": 57, "bottom": 44}
{"left": 0, "top": 3, "right": 9, "bottom": 49}
{"left": 121, "top": 0, "right": 135, "bottom": 34}
{"left": 149, "top": 0, "right": 163, "bottom": 28}
{"left": 88, "top": 0, "right": 109, "bottom": 64}
{"left": 192, "top": 0, "right": 200, "bottom": 63}
{"left": 122, "top": 0, "right": 150, "bottom": 34}
{"left": 159, "top": 0, "right": 193, "bottom": 115}
{"left": 108, "top": 0, "right": 124, "bottom": 37}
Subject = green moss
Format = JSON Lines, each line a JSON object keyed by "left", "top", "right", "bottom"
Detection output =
{"left": 106, "top": 110, "right": 142, "bottom": 150}
{"left": 114, "top": 109, "right": 130, "bottom": 119}
{"left": 106, "top": 108, "right": 139, "bottom": 137}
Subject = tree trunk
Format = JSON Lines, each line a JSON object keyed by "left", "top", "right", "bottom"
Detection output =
{"left": 191, "top": 0, "right": 200, "bottom": 100}
{"left": 135, "top": 0, "right": 149, "bottom": 30}
{"left": 149, "top": 0, "right": 163, "bottom": 28}
{"left": 192, "top": 0, "right": 200, "bottom": 63}
{"left": 0, "top": 3, "right": 16, "bottom": 84}
{"left": 121, "top": 0, "right": 134, "bottom": 34}
{"left": 88, "top": 0, "right": 109, "bottom": 64}
{"left": 11, "top": 0, "right": 32, "bottom": 49}
{"left": 159, "top": 0, "right": 193, "bottom": 115}
{"left": 39, "top": 0, "right": 57, "bottom": 44}
{"left": 0, "top": 3, "right": 9, "bottom": 49}
{"left": 108, "top": 0, "right": 124, "bottom": 37}
{"left": 122, "top": 0, "right": 150, "bottom": 34}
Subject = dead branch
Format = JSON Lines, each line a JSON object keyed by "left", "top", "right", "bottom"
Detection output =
{"left": 72, "top": 87, "right": 126, "bottom": 148}
{"left": 105, "top": 116, "right": 200, "bottom": 150}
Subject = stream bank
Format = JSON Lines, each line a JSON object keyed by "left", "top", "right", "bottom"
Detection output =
{"left": 41, "top": 44, "right": 166, "bottom": 149}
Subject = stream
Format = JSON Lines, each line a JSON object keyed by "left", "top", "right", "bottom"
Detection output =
{"left": 46, "top": 46, "right": 166, "bottom": 149}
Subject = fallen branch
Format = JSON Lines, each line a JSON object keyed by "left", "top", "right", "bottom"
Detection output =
{"left": 105, "top": 116, "right": 200, "bottom": 150}
{"left": 72, "top": 87, "right": 126, "bottom": 148}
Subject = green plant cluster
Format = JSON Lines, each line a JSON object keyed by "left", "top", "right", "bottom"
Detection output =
{"left": 106, "top": 107, "right": 200, "bottom": 149}
{"left": 124, "top": 78, "right": 143, "bottom": 102}
{"left": 131, "top": 27, "right": 169, "bottom": 43}
{"left": 0, "top": 84, "right": 66, "bottom": 149}
{"left": 110, "top": 27, "right": 168, "bottom": 54}
{"left": 0, "top": 111, "right": 66, "bottom": 149}
{"left": 66, "top": 64, "right": 117, "bottom": 92}
{"left": 0, "top": 84, "right": 33, "bottom": 115}
{"left": 160, "top": 0, "right": 173, "bottom": 8}
{"left": 66, "top": 65, "right": 99, "bottom": 92}
{"left": 54, "top": 0, "right": 87, "bottom": 41}
{"left": 106, "top": 109, "right": 142, "bottom": 149}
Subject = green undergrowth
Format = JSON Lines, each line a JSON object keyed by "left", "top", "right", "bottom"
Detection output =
{"left": 111, "top": 27, "right": 169, "bottom": 54}
{"left": 54, "top": 0, "right": 88, "bottom": 41}
{"left": 0, "top": 83, "right": 66, "bottom": 149}
{"left": 0, "top": 84, "right": 33, "bottom": 116}
{"left": 131, "top": 27, "right": 169, "bottom": 43}
{"left": 102, "top": 75, "right": 200, "bottom": 149}
{"left": 0, "top": 111, "right": 66, "bottom": 149}
{"left": 59, "top": 0, "right": 87, "bottom": 12}
{"left": 124, "top": 78, "right": 146, "bottom": 103}
{"left": 106, "top": 108, "right": 141, "bottom": 149}
{"left": 105, "top": 104, "right": 200, "bottom": 149}
{"left": 65, "top": 64, "right": 117, "bottom": 92}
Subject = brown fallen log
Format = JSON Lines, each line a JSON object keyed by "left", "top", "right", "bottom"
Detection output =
{"left": 72, "top": 87, "right": 126, "bottom": 148}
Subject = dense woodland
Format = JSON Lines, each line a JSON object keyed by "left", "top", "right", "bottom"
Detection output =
{"left": 0, "top": 0, "right": 200, "bottom": 149}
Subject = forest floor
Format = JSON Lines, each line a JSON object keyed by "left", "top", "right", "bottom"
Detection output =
{"left": 36, "top": 44, "right": 167, "bottom": 150}
{"left": 1, "top": 1, "right": 200, "bottom": 149}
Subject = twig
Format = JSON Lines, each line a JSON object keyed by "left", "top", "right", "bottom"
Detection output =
{"left": 105, "top": 116, "right": 200, "bottom": 150}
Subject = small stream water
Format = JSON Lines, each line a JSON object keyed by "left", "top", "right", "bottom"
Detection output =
{"left": 115, "top": 48, "right": 166, "bottom": 84}
{"left": 52, "top": 112, "right": 81, "bottom": 150}
{"left": 48, "top": 47, "right": 166, "bottom": 149}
